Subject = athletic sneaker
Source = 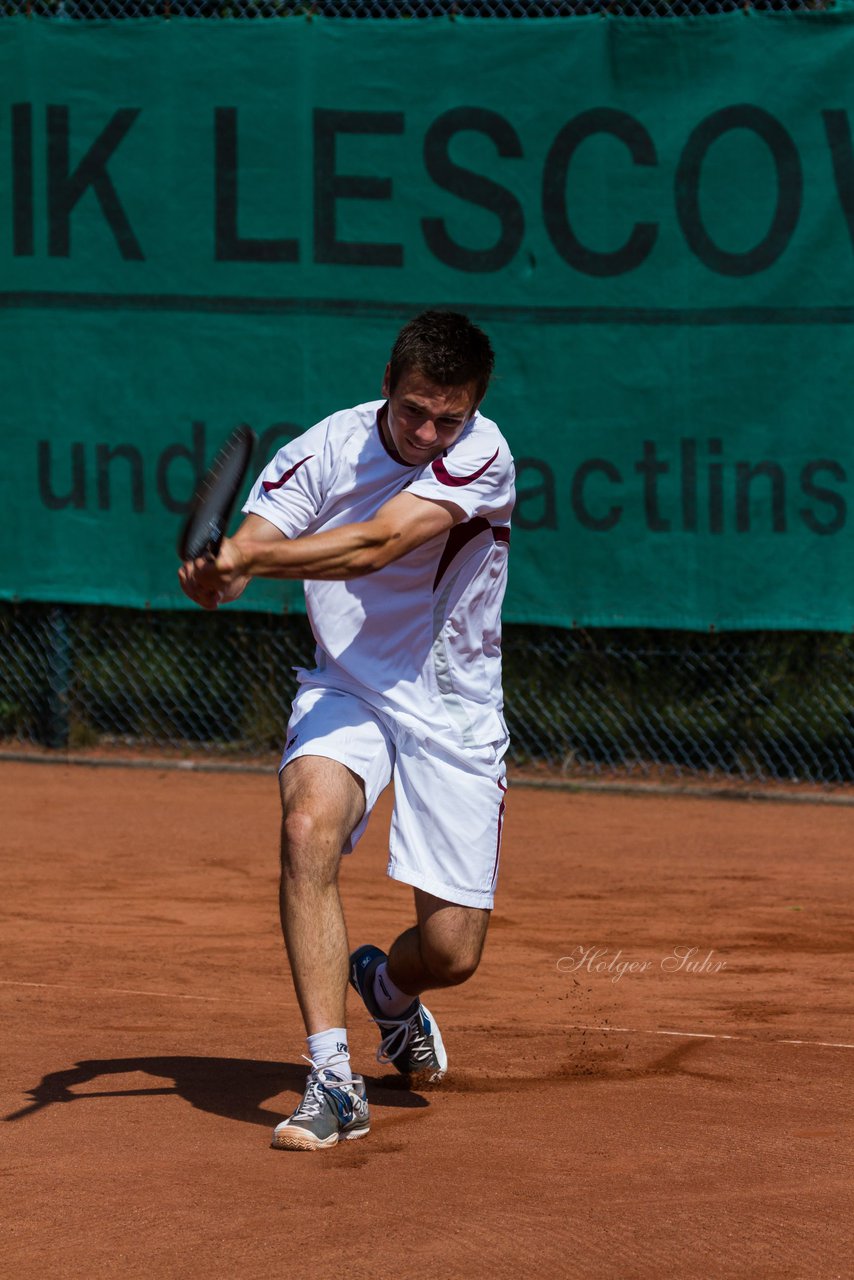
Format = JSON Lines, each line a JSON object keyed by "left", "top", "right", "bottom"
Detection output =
{"left": 349, "top": 944, "right": 448, "bottom": 1083}
{"left": 271, "top": 1059, "right": 370, "bottom": 1151}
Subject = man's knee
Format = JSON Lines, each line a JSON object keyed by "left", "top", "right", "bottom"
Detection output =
{"left": 278, "top": 756, "right": 365, "bottom": 880}
{"left": 279, "top": 806, "right": 341, "bottom": 885}
{"left": 281, "top": 806, "right": 318, "bottom": 857}
{"left": 420, "top": 935, "right": 484, "bottom": 987}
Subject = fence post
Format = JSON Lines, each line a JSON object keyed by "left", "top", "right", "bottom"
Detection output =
{"left": 46, "top": 605, "right": 70, "bottom": 749}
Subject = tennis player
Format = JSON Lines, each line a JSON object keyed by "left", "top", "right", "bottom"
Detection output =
{"left": 179, "top": 311, "right": 515, "bottom": 1151}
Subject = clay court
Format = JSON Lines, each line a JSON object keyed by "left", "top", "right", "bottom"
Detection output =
{"left": 2, "top": 761, "right": 852, "bottom": 1278}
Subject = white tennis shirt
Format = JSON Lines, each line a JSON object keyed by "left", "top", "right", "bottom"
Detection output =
{"left": 242, "top": 400, "right": 515, "bottom": 752}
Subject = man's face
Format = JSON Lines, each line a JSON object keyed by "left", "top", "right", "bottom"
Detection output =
{"left": 381, "top": 365, "right": 479, "bottom": 466}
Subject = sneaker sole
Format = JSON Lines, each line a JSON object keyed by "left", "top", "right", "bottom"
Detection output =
{"left": 271, "top": 1123, "right": 370, "bottom": 1152}
{"left": 407, "top": 1065, "right": 446, "bottom": 1086}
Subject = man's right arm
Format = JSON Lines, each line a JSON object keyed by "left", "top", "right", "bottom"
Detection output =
{"left": 180, "top": 488, "right": 461, "bottom": 606}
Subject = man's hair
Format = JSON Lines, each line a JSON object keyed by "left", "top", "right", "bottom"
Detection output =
{"left": 387, "top": 310, "right": 495, "bottom": 406}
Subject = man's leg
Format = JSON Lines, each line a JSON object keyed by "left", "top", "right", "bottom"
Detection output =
{"left": 348, "top": 890, "right": 490, "bottom": 1084}
{"left": 278, "top": 754, "right": 366, "bottom": 1035}
{"left": 349, "top": 730, "right": 505, "bottom": 1082}
{"left": 385, "top": 888, "right": 491, "bottom": 996}
{"left": 272, "top": 754, "right": 374, "bottom": 1151}
{"left": 273, "top": 688, "right": 396, "bottom": 1149}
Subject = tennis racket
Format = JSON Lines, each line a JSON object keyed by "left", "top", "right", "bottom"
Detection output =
{"left": 177, "top": 425, "right": 257, "bottom": 561}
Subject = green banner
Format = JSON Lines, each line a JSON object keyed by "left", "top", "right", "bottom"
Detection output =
{"left": 0, "top": 15, "right": 851, "bottom": 627}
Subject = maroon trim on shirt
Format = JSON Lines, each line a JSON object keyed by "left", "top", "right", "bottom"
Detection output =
{"left": 491, "top": 777, "right": 508, "bottom": 890}
{"left": 432, "top": 518, "right": 511, "bottom": 592}
{"left": 261, "top": 455, "right": 314, "bottom": 492}
{"left": 431, "top": 448, "right": 499, "bottom": 488}
{"left": 376, "top": 404, "right": 410, "bottom": 467}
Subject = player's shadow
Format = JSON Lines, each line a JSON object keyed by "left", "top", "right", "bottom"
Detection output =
{"left": 3, "top": 1056, "right": 428, "bottom": 1127}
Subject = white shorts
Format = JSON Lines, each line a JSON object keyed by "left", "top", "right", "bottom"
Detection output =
{"left": 279, "top": 684, "right": 508, "bottom": 910}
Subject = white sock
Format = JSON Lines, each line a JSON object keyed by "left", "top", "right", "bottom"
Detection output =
{"left": 372, "top": 962, "right": 415, "bottom": 1017}
{"left": 306, "top": 1028, "right": 353, "bottom": 1082}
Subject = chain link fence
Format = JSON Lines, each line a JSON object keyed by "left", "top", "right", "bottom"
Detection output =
{"left": 0, "top": 0, "right": 840, "bottom": 19}
{"left": 1, "top": 602, "right": 851, "bottom": 785}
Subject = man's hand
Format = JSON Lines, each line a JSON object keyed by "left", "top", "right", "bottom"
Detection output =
{"left": 177, "top": 537, "right": 249, "bottom": 610}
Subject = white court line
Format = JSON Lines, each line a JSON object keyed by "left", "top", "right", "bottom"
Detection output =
{"left": 3, "top": 983, "right": 853, "bottom": 1050}
{"left": 569, "top": 1023, "right": 854, "bottom": 1050}
{"left": 778, "top": 1038, "right": 854, "bottom": 1048}
{"left": 0, "top": 978, "right": 287, "bottom": 1007}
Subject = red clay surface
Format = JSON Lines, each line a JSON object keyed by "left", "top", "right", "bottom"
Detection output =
{"left": 2, "top": 762, "right": 852, "bottom": 1279}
